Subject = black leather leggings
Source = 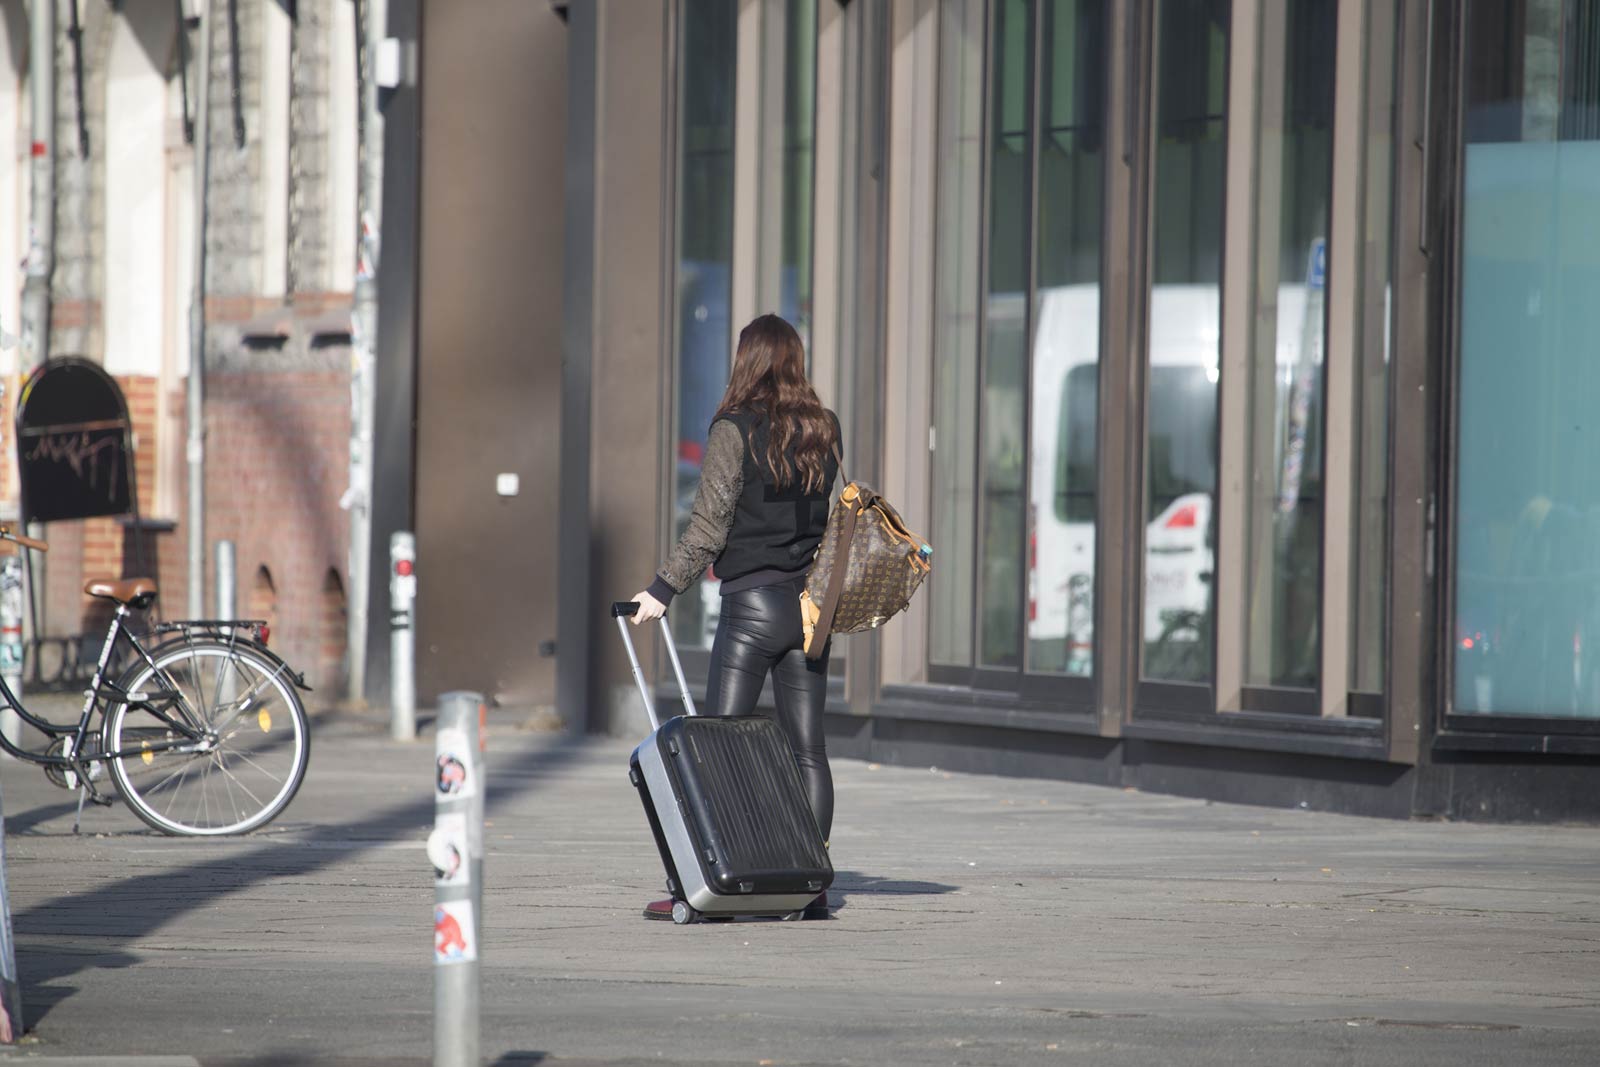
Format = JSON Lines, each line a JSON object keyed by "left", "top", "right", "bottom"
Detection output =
{"left": 703, "top": 579, "right": 833, "bottom": 841}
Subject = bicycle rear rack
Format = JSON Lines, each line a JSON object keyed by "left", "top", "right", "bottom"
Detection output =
{"left": 139, "top": 619, "right": 312, "bottom": 692}
{"left": 150, "top": 618, "right": 270, "bottom": 639}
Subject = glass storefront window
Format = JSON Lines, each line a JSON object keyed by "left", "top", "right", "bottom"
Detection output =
{"left": 669, "top": 0, "right": 738, "bottom": 651}
{"left": 1143, "top": 0, "right": 1228, "bottom": 684}
{"left": 1242, "top": 0, "right": 1336, "bottom": 691}
{"left": 934, "top": 0, "right": 1107, "bottom": 680}
{"left": 1454, "top": 0, "right": 1600, "bottom": 719}
{"left": 979, "top": 0, "right": 1033, "bottom": 668}
{"left": 930, "top": 0, "right": 986, "bottom": 669}
{"left": 1029, "top": 0, "right": 1106, "bottom": 676}
{"left": 781, "top": 0, "right": 817, "bottom": 350}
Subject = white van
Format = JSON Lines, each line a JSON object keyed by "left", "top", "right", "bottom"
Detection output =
{"left": 1028, "top": 271, "right": 1318, "bottom": 676}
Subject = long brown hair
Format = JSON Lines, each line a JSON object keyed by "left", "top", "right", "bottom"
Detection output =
{"left": 714, "top": 314, "right": 836, "bottom": 493}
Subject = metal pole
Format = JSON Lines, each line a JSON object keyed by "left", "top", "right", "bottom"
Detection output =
{"left": 346, "top": 0, "right": 388, "bottom": 705}
{"left": 214, "top": 540, "right": 235, "bottom": 618}
{"left": 0, "top": 557, "right": 23, "bottom": 751}
{"left": 389, "top": 531, "right": 415, "bottom": 740}
{"left": 429, "top": 690, "right": 483, "bottom": 1067}
{"left": 21, "top": 0, "right": 56, "bottom": 656}
{"left": 21, "top": 0, "right": 54, "bottom": 379}
{"left": 187, "top": 0, "right": 216, "bottom": 619}
{"left": 0, "top": 772, "right": 21, "bottom": 1044}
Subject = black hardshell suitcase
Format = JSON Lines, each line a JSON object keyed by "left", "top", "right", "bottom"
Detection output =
{"left": 613, "top": 602, "right": 833, "bottom": 924}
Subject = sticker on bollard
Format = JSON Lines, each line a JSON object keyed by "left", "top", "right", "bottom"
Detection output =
{"left": 434, "top": 900, "right": 477, "bottom": 964}
{"left": 435, "top": 729, "right": 475, "bottom": 798}
{"left": 428, "top": 813, "right": 468, "bottom": 886}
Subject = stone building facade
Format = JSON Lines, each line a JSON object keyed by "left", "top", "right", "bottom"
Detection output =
{"left": 0, "top": 0, "right": 358, "bottom": 695}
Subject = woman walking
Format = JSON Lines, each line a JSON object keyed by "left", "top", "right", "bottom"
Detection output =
{"left": 629, "top": 313, "right": 839, "bottom": 921}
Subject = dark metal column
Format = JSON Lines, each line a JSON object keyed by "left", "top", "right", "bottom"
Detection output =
{"left": 558, "top": 0, "right": 598, "bottom": 732}
{"left": 364, "top": 0, "right": 422, "bottom": 706}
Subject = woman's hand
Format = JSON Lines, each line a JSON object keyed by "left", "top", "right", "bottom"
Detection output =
{"left": 630, "top": 590, "right": 667, "bottom": 625}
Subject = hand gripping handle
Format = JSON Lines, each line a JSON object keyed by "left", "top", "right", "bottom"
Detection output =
{"left": 610, "top": 602, "right": 698, "bottom": 734}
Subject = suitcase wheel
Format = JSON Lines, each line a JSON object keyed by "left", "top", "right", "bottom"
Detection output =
{"left": 671, "top": 900, "right": 699, "bottom": 925}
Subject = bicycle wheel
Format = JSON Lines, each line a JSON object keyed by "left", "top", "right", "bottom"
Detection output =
{"left": 104, "top": 639, "right": 311, "bottom": 836}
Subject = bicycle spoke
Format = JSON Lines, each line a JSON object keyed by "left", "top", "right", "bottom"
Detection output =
{"left": 194, "top": 765, "right": 207, "bottom": 828}
{"left": 216, "top": 752, "right": 244, "bottom": 826}
{"left": 162, "top": 758, "right": 197, "bottom": 819}
{"left": 210, "top": 752, "right": 268, "bottom": 812}
{"left": 136, "top": 751, "right": 203, "bottom": 799}
{"left": 209, "top": 648, "right": 237, "bottom": 728}
{"left": 199, "top": 748, "right": 220, "bottom": 827}
{"left": 150, "top": 666, "right": 207, "bottom": 736}
{"left": 208, "top": 664, "right": 292, "bottom": 737}
{"left": 190, "top": 638, "right": 210, "bottom": 730}
{"left": 224, "top": 746, "right": 287, "bottom": 786}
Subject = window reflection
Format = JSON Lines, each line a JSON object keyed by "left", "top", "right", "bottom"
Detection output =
{"left": 780, "top": 0, "right": 816, "bottom": 349}
{"left": 930, "top": 0, "right": 986, "bottom": 668}
{"left": 1454, "top": 0, "right": 1600, "bottom": 718}
{"left": 1243, "top": 0, "right": 1336, "bottom": 691}
{"left": 1143, "top": 0, "right": 1228, "bottom": 683}
{"left": 1028, "top": 0, "right": 1106, "bottom": 677}
{"left": 669, "top": 0, "right": 738, "bottom": 651}
{"left": 979, "top": 0, "right": 1032, "bottom": 668}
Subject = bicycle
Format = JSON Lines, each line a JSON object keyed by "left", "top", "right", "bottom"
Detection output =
{"left": 0, "top": 524, "right": 312, "bottom": 836}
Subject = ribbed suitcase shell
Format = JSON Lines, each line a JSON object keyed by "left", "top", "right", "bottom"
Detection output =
{"left": 614, "top": 602, "right": 831, "bottom": 918}
{"left": 632, "top": 716, "right": 832, "bottom": 913}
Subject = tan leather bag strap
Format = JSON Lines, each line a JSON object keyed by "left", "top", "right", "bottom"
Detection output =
{"left": 809, "top": 492, "right": 860, "bottom": 659}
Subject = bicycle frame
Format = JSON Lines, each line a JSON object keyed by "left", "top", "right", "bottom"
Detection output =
{"left": 0, "top": 604, "right": 262, "bottom": 768}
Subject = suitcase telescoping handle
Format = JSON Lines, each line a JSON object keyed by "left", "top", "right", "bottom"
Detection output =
{"left": 611, "top": 602, "right": 699, "bottom": 731}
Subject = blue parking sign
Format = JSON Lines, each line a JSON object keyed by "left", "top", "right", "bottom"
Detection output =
{"left": 1307, "top": 238, "right": 1327, "bottom": 291}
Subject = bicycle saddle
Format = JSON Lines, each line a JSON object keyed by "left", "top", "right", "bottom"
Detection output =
{"left": 84, "top": 577, "right": 158, "bottom": 605}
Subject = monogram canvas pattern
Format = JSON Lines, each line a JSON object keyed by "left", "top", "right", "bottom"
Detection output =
{"left": 803, "top": 483, "right": 931, "bottom": 654}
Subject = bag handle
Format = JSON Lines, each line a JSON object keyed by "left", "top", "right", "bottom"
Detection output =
{"left": 807, "top": 493, "right": 861, "bottom": 660}
{"left": 612, "top": 602, "right": 698, "bottom": 732}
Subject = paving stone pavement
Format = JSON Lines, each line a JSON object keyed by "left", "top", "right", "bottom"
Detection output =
{"left": 0, "top": 699, "right": 1593, "bottom": 1065}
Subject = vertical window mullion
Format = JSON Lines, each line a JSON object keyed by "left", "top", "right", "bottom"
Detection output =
{"left": 1021, "top": 0, "right": 1045, "bottom": 678}
{"left": 1321, "top": 0, "right": 1368, "bottom": 717}
{"left": 1211, "top": 0, "right": 1254, "bottom": 711}
{"left": 968, "top": 0, "right": 996, "bottom": 675}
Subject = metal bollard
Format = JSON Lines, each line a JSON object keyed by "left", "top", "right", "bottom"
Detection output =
{"left": 0, "top": 556, "right": 22, "bottom": 749}
{"left": 390, "top": 532, "right": 417, "bottom": 741}
{"left": 0, "top": 777, "right": 21, "bottom": 1043}
{"left": 214, "top": 540, "right": 236, "bottom": 620}
{"left": 429, "top": 691, "right": 485, "bottom": 1067}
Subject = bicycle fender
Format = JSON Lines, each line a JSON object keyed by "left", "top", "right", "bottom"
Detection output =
{"left": 130, "top": 635, "right": 313, "bottom": 693}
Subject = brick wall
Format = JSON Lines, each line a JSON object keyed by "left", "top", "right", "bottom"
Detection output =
{"left": 204, "top": 355, "right": 351, "bottom": 693}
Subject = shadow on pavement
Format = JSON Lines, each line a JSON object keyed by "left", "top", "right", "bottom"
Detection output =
{"left": 11, "top": 732, "right": 597, "bottom": 1032}
{"left": 201, "top": 1055, "right": 548, "bottom": 1067}
{"left": 3, "top": 797, "right": 91, "bottom": 836}
{"left": 828, "top": 869, "right": 959, "bottom": 912}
